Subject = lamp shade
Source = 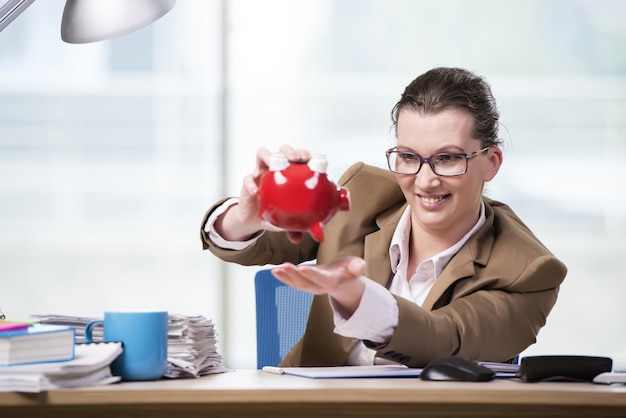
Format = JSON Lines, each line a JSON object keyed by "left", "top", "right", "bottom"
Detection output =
{"left": 61, "top": 0, "right": 175, "bottom": 44}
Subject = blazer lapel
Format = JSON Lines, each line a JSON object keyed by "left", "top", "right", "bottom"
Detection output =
{"left": 421, "top": 200, "right": 496, "bottom": 311}
{"left": 363, "top": 203, "right": 407, "bottom": 287}
{"left": 421, "top": 246, "right": 476, "bottom": 311}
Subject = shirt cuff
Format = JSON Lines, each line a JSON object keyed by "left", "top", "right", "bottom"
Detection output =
{"left": 204, "top": 198, "right": 263, "bottom": 250}
{"left": 331, "top": 278, "right": 398, "bottom": 343}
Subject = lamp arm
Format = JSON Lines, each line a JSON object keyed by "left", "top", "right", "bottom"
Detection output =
{"left": 0, "top": 0, "right": 35, "bottom": 32}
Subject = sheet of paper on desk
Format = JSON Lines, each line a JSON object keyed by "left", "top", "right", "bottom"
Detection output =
{"left": 478, "top": 361, "right": 519, "bottom": 373}
{"left": 478, "top": 361, "right": 519, "bottom": 378}
{"left": 263, "top": 365, "right": 422, "bottom": 378}
{"left": 263, "top": 362, "right": 520, "bottom": 379}
{"left": 0, "top": 366, "right": 120, "bottom": 393}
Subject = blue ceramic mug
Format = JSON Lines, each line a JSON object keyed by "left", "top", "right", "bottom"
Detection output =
{"left": 85, "top": 311, "right": 168, "bottom": 381}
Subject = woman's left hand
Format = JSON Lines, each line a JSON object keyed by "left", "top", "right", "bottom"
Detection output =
{"left": 271, "top": 256, "right": 366, "bottom": 317}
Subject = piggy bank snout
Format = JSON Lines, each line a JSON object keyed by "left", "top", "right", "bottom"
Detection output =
{"left": 338, "top": 187, "right": 350, "bottom": 211}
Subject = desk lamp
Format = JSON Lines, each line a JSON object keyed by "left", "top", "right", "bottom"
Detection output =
{"left": 0, "top": 0, "right": 175, "bottom": 43}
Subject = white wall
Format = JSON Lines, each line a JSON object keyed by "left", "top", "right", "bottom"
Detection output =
{"left": 1, "top": 0, "right": 625, "bottom": 370}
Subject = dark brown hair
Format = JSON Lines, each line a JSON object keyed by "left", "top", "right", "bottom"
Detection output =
{"left": 391, "top": 67, "right": 502, "bottom": 147}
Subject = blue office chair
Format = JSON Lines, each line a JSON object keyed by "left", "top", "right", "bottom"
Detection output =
{"left": 255, "top": 268, "right": 314, "bottom": 369}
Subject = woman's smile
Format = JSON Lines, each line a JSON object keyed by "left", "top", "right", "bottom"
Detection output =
{"left": 418, "top": 193, "right": 449, "bottom": 208}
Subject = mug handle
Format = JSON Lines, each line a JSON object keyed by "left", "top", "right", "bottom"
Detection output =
{"left": 84, "top": 319, "right": 104, "bottom": 343}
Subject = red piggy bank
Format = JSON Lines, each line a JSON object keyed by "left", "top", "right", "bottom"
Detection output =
{"left": 257, "top": 154, "right": 350, "bottom": 242}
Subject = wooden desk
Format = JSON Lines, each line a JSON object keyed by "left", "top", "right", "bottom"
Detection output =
{"left": 1, "top": 369, "right": 626, "bottom": 418}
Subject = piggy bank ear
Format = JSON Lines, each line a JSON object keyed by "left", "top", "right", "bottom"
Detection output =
{"left": 269, "top": 153, "right": 289, "bottom": 171}
{"left": 309, "top": 221, "right": 325, "bottom": 242}
{"left": 308, "top": 155, "right": 328, "bottom": 173}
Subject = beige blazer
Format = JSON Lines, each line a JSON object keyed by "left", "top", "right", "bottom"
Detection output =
{"left": 201, "top": 162, "right": 567, "bottom": 368}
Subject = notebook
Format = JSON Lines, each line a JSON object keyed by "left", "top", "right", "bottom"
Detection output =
{"left": 262, "top": 365, "right": 422, "bottom": 378}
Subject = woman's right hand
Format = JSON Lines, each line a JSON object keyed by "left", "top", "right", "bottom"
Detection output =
{"left": 215, "top": 145, "right": 312, "bottom": 243}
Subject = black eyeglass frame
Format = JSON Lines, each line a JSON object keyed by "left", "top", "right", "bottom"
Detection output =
{"left": 385, "top": 147, "right": 490, "bottom": 177}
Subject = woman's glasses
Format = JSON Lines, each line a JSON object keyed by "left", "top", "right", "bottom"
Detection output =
{"left": 385, "top": 147, "right": 489, "bottom": 176}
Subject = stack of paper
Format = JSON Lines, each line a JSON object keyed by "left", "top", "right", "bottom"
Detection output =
{"left": 30, "top": 314, "right": 99, "bottom": 343}
{"left": 165, "top": 314, "right": 227, "bottom": 378}
{"left": 0, "top": 342, "right": 122, "bottom": 393}
{"left": 30, "top": 313, "right": 227, "bottom": 378}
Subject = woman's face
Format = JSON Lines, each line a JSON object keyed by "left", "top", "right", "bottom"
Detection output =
{"left": 395, "top": 108, "right": 502, "bottom": 239}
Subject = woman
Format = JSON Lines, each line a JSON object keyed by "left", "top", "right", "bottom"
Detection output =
{"left": 201, "top": 67, "right": 567, "bottom": 368}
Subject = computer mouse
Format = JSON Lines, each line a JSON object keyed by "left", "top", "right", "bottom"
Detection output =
{"left": 420, "top": 357, "right": 495, "bottom": 382}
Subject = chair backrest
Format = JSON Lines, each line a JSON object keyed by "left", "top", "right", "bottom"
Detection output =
{"left": 254, "top": 268, "right": 314, "bottom": 369}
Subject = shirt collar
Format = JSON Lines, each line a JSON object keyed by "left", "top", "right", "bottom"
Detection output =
{"left": 388, "top": 201, "right": 486, "bottom": 276}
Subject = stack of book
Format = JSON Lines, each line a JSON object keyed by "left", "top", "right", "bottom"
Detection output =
{"left": 0, "top": 322, "right": 75, "bottom": 366}
{"left": 0, "top": 321, "right": 122, "bottom": 392}
{"left": 31, "top": 313, "right": 227, "bottom": 378}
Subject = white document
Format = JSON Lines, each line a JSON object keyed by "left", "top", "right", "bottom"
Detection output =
{"left": 593, "top": 372, "right": 626, "bottom": 384}
{"left": 262, "top": 365, "right": 422, "bottom": 379}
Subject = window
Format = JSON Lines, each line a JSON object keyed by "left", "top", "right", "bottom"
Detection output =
{"left": 1, "top": 0, "right": 624, "bottom": 369}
